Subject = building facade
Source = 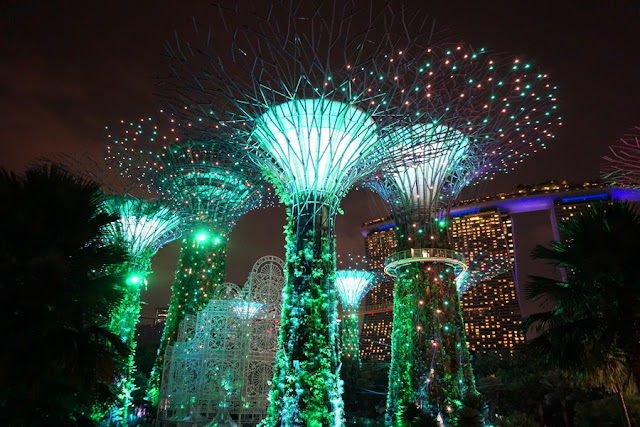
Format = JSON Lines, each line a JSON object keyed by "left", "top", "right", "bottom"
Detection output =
{"left": 450, "top": 210, "right": 524, "bottom": 353}
{"left": 360, "top": 217, "right": 396, "bottom": 361}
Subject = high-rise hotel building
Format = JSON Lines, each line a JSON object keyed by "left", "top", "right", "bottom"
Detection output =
{"left": 360, "top": 217, "right": 397, "bottom": 361}
{"left": 450, "top": 210, "right": 524, "bottom": 353}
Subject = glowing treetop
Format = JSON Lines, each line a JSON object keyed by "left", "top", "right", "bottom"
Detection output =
{"left": 602, "top": 126, "right": 640, "bottom": 188}
{"left": 335, "top": 255, "right": 380, "bottom": 363}
{"left": 335, "top": 255, "right": 380, "bottom": 311}
{"left": 252, "top": 99, "right": 379, "bottom": 206}
{"left": 101, "top": 194, "right": 183, "bottom": 268}
{"left": 107, "top": 117, "right": 272, "bottom": 230}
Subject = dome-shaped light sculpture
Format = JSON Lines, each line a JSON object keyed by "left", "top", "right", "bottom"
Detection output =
{"left": 367, "top": 44, "right": 561, "bottom": 424}
{"left": 335, "top": 255, "right": 381, "bottom": 365}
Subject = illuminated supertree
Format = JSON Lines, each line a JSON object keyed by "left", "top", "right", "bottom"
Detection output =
{"left": 335, "top": 255, "right": 381, "bottom": 364}
{"left": 101, "top": 194, "right": 182, "bottom": 423}
{"left": 106, "top": 118, "right": 271, "bottom": 405}
{"left": 158, "top": 3, "right": 449, "bottom": 425}
{"left": 602, "top": 126, "right": 640, "bottom": 188}
{"left": 366, "top": 47, "right": 561, "bottom": 425}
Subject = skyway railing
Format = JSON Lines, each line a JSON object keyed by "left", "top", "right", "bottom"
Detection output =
{"left": 383, "top": 248, "right": 468, "bottom": 278}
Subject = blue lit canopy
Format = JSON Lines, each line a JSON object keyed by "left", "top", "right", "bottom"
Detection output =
{"left": 335, "top": 269, "right": 380, "bottom": 310}
{"left": 384, "top": 124, "right": 470, "bottom": 217}
{"left": 252, "top": 98, "right": 378, "bottom": 205}
{"left": 101, "top": 195, "right": 183, "bottom": 261}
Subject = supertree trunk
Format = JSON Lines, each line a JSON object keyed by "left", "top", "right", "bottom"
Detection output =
{"left": 386, "top": 265, "right": 419, "bottom": 426}
{"left": 386, "top": 228, "right": 475, "bottom": 426}
{"left": 387, "top": 263, "right": 475, "bottom": 426}
{"left": 262, "top": 202, "right": 343, "bottom": 427}
{"left": 148, "top": 231, "right": 227, "bottom": 405}
{"left": 107, "top": 272, "right": 146, "bottom": 424}
{"left": 341, "top": 306, "right": 360, "bottom": 364}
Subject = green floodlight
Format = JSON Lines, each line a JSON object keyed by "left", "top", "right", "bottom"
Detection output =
{"left": 126, "top": 274, "right": 144, "bottom": 286}
{"left": 196, "top": 232, "right": 208, "bottom": 243}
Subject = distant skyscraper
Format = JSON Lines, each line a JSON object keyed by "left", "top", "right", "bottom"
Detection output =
{"left": 450, "top": 210, "right": 524, "bottom": 354}
{"left": 553, "top": 193, "right": 612, "bottom": 238}
{"left": 360, "top": 217, "right": 396, "bottom": 361}
{"left": 155, "top": 306, "right": 169, "bottom": 325}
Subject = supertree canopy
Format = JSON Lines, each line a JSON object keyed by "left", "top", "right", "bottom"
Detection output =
{"left": 101, "top": 194, "right": 182, "bottom": 423}
{"left": 602, "top": 126, "right": 640, "bottom": 188}
{"left": 157, "top": 3, "right": 452, "bottom": 425}
{"left": 335, "top": 255, "right": 381, "bottom": 364}
{"left": 106, "top": 118, "right": 271, "bottom": 406}
{"left": 102, "top": 195, "right": 183, "bottom": 275}
{"left": 366, "top": 45, "right": 561, "bottom": 425}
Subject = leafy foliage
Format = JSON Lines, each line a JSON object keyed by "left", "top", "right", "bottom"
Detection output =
{"left": 262, "top": 205, "right": 342, "bottom": 426}
{"left": 573, "top": 394, "right": 640, "bottom": 426}
{"left": 523, "top": 201, "right": 640, "bottom": 392}
{"left": 0, "top": 164, "right": 129, "bottom": 426}
{"left": 457, "top": 391, "right": 486, "bottom": 426}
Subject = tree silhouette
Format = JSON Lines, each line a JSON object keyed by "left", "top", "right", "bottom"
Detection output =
{"left": 0, "top": 164, "right": 129, "bottom": 426}
{"left": 524, "top": 201, "right": 640, "bottom": 426}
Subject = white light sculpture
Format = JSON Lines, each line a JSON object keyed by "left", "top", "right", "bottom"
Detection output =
{"left": 335, "top": 269, "right": 380, "bottom": 363}
{"left": 158, "top": 256, "right": 285, "bottom": 426}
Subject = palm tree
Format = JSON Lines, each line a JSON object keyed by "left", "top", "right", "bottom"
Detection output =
{"left": 0, "top": 164, "right": 129, "bottom": 426}
{"left": 523, "top": 201, "right": 640, "bottom": 427}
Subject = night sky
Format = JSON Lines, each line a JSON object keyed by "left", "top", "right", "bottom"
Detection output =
{"left": 1, "top": 0, "right": 639, "bottom": 318}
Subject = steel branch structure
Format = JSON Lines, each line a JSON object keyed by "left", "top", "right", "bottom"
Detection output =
{"left": 106, "top": 117, "right": 271, "bottom": 406}
{"left": 366, "top": 46, "right": 561, "bottom": 425}
{"left": 602, "top": 126, "right": 640, "bottom": 188}
{"left": 335, "top": 255, "right": 381, "bottom": 365}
